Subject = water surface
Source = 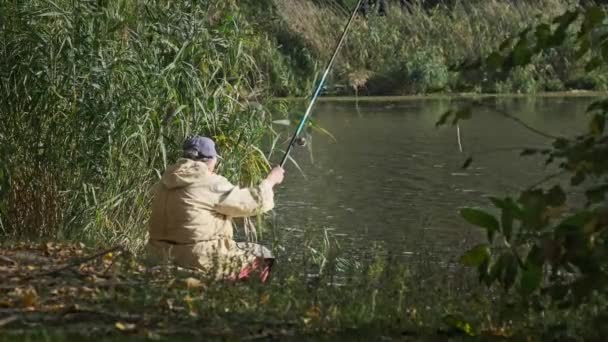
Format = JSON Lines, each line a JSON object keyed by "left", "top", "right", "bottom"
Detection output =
{"left": 272, "top": 96, "right": 593, "bottom": 257}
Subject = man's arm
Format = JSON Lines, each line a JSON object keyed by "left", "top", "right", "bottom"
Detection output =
{"left": 213, "top": 167, "right": 284, "bottom": 218}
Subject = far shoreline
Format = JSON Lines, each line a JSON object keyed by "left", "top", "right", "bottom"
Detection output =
{"left": 276, "top": 90, "right": 607, "bottom": 103}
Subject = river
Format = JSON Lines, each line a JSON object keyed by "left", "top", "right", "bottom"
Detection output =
{"left": 272, "top": 96, "right": 595, "bottom": 258}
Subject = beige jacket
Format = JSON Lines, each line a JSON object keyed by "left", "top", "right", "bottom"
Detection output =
{"left": 147, "top": 158, "right": 274, "bottom": 274}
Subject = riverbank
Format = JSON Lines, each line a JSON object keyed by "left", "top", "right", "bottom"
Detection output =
{"left": 281, "top": 90, "right": 608, "bottom": 103}
{"left": 0, "top": 234, "right": 601, "bottom": 341}
{"left": 0, "top": 241, "right": 516, "bottom": 341}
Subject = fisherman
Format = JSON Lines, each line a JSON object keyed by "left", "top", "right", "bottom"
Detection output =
{"left": 146, "top": 135, "right": 285, "bottom": 282}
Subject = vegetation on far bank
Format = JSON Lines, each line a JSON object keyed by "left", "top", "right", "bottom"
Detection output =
{"left": 262, "top": 0, "right": 608, "bottom": 96}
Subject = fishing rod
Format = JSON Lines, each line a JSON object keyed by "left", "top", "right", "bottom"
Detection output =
{"left": 279, "top": 0, "right": 364, "bottom": 168}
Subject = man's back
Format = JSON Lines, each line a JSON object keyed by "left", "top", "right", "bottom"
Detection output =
{"left": 148, "top": 158, "right": 234, "bottom": 244}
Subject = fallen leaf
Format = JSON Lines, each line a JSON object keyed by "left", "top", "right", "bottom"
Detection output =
{"left": 45, "top": 242, "right": 56, "bottom": 253}
{"left": 184, "top": 277, "right": 203, "bottom": 289}
{"left": 85, "top": 274, "right": 98, "bottom": 283}
{"left": 103, "top": 252, "right": 114, "bottom": 263}
{"left": 161, "top": 298, "right": 174, "bottom": 310}
{"left": 304, "top": 305, "right": 321, "bottom": 323}
{"left": 146, "top": 330, "right": 162, "bottom": 341}
{"left": 260, "top": 294, "right": 270, "bottom": 305}
{"left": 47, "top": 304, "right": 66, "bottom": 312}
{"left": 115, "top": 321, "right": 136, "bottom": 331}
{"left": 183, "top": 295, "right": 198, "bottom": 317}
{"left": 22, "top": 287, "right": 38, "bottom": 308}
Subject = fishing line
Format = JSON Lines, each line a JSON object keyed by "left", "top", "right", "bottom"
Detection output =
{"left": 279, "top": 0, "right": 364, "bottom": 168}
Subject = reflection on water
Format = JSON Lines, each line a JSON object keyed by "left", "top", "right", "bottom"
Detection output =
{"left": 272, "top": 96, "right": 594, "bottom": 257}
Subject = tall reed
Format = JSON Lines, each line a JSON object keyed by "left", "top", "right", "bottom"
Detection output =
{"left": 0, "top": 0, "right": 287, "bottom": 248}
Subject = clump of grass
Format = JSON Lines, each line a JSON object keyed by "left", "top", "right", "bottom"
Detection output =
{"left": 0, "top": 0, "right": 288, "bottom": 247}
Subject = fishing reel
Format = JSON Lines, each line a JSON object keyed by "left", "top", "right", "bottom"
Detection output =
{"left": 294, "top": 136, "right": 307, "bottom": 147}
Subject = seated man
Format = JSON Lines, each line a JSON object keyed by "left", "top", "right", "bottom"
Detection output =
{"left": 147, "top": 135, "right": 284, "bottom": 282}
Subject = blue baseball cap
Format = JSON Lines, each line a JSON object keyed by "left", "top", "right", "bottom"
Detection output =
{"left": 182, "top": 135, "right": 221, "bottom": 160}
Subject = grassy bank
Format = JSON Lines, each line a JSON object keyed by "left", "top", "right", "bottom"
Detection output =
{"left": 267, "top": 0, "right": 608, "bottom": 96}
{"left": 0, "top": 240, "right": 554, "bottom": 340}
{"left": 1, "top": 235, "right": 604, "bottom": 341}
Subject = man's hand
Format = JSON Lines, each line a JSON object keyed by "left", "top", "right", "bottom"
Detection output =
{"left": 265, "top": 166, "right": 285, "bottom": 187}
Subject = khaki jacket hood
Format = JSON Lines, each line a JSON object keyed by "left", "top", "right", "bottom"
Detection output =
{"left": 161, "top": 158, "right": 209, "bottom": 189}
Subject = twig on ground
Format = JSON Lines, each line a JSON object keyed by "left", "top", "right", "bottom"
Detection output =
{"left": 0, "top": 255, "right": 17, "bottom": 265}
{"left": 0, "top": 315, "right": 19, "bottom": 328}
{"left": 60, "top": 307, "right": 141, "bottom": 322}
{"left": 22, "top": 246, "right": 122, "bottom": 281}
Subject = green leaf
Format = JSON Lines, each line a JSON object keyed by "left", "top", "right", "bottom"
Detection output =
{"left": 478, "top": 257, "right": 491, "bottom": 285}
{"left": 553, "top": 10, "right": 580, "bottom": 29}
{"left": 486, "top": 52, "right": 504, "bottom": 70}
{"left": 535, "top": 23, "right": 552, "bottom": 50}
{"left": 571, "top": 276, "right": 600, "bottom": 303}
{"left": 549, "top": 284, "right": 569, "bottom": 302}
{"left": 552, "top": 138, "right": 569, "bottom": 149}
{"left": 489, "top": 252, "right": 519, "bottom": 290}
{"left": 602, "top": 43, "right": 608, "bottom": 62}
{"left": 442, "top": 314, "right": 477, "bottom": 336}
{"left": 558, "top": 211, "right": 594, "bottom": 229}
{"left": 520, "top": 263, "right": 543, "bottom": 296}
{"left": 585, "top": 184, "right": 608, "bottom": 204}
{"left": 519, "top": 189, "right": 546, "bottom": 208}
{"left": 272, "top": 119, "right": 290, "bottom": 126}
{"left": 519, "top": 189, "right": 551, "bottom": 230}
{"left": 511, "top": 37, "right": 533, "bottom": 66}
{"left": 490, "top": 197, "right": 522, "bottom": 240}
{"left": 499, "top": 37, "right": 514, "bottom": 51}
{"left": 548, "top": 28, "right": 568, "bottom": 48}
{"left": 589, "top": 114, "right": 605, "bottom": 136}
{"left": 571, "top": 171, "right": 586, "bottom": 186}
{"left": 309, "top": 121, "right": 337, "bottom": 142}
{"left": 460, "top": 208, "right": 500, "bottom": 241}
{"left": 503, "top": 254, "right": 519, "bottom": 291}
{"left": 459, "top": 244, "right": 490, "bottom": 267}
{"left": 520, "top": 148, "right": 538, "bottom": 156}
{"left": 488, "top": 253, "right": 505, "bottom": 283}
{"left": 436, "top": 110, "right": 454, "bottom": 128}
{"left": 576, "top": 37, "right": 591, "bottom": 60}
{"left": 451, "top": 107, "right": 472, "bottom": 126}
{"left": 586, "top": 99, "right": 608, "bottom": 113}
{"left": 585, "top": 57, "right": 603, "bottom": 72}
{"left": 501, "top": 208, "right": 515, "bottom": 241}
{"left": 489, "top": 197, "right": 505, "bottom": 208}
{"left": 546, "top": 185, "right": 566, "bottom": 207}
{"left": 581, "top": 6, "right": 605, "bottom": 35}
